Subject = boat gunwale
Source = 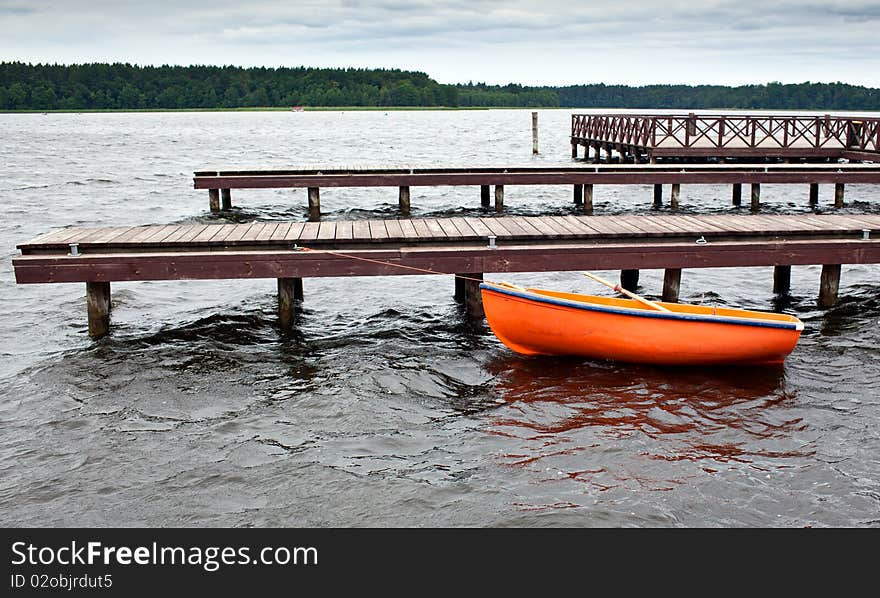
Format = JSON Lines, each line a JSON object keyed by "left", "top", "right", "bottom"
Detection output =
{"left": 480, "top": 282, "right": 804, "bottom": 331}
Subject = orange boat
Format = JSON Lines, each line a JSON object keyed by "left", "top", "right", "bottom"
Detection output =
{"left": 480, "top": 281, "right": 804, "bottom": 366}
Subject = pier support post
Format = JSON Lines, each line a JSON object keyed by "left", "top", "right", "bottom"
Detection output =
{"left": 750, "top": 183, "right": 761, "bottom": 211}
{"left": 621, "top": 269, "right": 640, "bottom": 292}
{"left": 583, "top": 184, "right": 594, "bottom": 214}
{"left": 86, "top": 281, "right": 111, "bottom": 338}
{"left": 653, "top": 184, "right": 663, "bottom": 208}
{"left": 662, "top": 269, "right": 681, "bottom": 303}
{"left": 809, "top": 183, "right": 819, "bottom": 207}
{"left": 819, "top": 265, "right": 841, "bottom": 308}
{"left": 671, "top": 183, "right": 681, "bottom": 210}
{"left": 308, "top": 187, "right": 321, "bottom": 221}
{"left": 835, "top": 183, "right": 845, "bottom": 208}
{"left": 481, "top": 185, "right": 490, "bottom": 208}
{"left": 732, "top": 183, "right": 742, "bottom": 206}
{"left": 455, "top": 273, "right": 484, "bottom": 321}
{"left": 209, "top": 189, "right": 220, "bottom": 213}
{"left": 221, "top": 189, "right": 232, "bottom": 210}
{"left": 573, "top": 184, "right": 583, "bottom": 205}
{"left": 571, "top": 143, "right": 578, "bottom": 159}
{"left": 278, "top": 277, "right": 303, "bottom": 330}
{"left": 773, "top": 265, "right": 791, "bottom": 294}
{"left": 399, "top": 186, "right": 411, "bottom": 215}
{"left": 494, "top": 185, "right": 504, "bottom": 212}
{"left": 532, "top": 111, "right": 539, "bottom": 155}
{"left": 593, "top": 144, "right": 601, "bottom": 164}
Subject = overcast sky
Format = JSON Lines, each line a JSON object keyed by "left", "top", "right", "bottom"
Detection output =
{"left": 1, "top": 0, "right": 878, "bottom": 87}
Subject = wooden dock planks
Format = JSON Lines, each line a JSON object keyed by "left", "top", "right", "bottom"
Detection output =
{"left": 16, "top": 215, "right": 880, "bottom": 261}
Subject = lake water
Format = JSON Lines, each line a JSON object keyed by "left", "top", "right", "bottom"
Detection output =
{"left": 1, "top": 109, "right": 879, "bottom": 527}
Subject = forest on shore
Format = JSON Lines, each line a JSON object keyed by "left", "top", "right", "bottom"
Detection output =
{"left": 2, "top": 62, "right": 879, "bottom": 111}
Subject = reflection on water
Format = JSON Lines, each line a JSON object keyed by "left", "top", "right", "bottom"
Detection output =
{"left": 485, "top": 355, "right": 809, "bottom": 484}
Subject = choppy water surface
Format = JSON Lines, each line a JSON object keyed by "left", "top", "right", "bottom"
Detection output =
{"left": 1, "top": 109, "right": 879, "bottom": 527}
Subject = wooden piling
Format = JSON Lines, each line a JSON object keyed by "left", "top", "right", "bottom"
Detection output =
{"left": 399, "top": 186, "right": 411, "bottom": 215}
{"left": 653, "top": 184, "right": 663, "bottom": 208}
{"left": 732, "top": 183, "right": 742, "bottom": 206}
{"left": 573, "top": 184, "right": 583, "bottom": 205}
{"left": 86, "top": 281, "right": 110, "bottom": 338}
{"left": 621, "top": 269, "right": 640, "bottom": 292}
{"left": 455, "top": 273, "right": 484, "bottom": 320}
{"left": 454, "top": 275, "right": 465, "bottom": 301}
{"left": 481, "top": 185, "right": 490, "bottom": 207}
{"left": 278, "top": 277, "right": 303, "bottom": 329}
{"left": 209, "top": 188, "right": 220, "bottom": 212}
{"left": 583, "top": 184, "right": 594, "bottom": 214}
{"left": 532, "top": 111, "right": 539, "bottom": 155}
{"left": 494, "top": 185, "right": 504, "bottom": 212}
{"left": 835, "top": 183, "right": 845, "bottom": 207}
{"left": 571, "top": 143, "right": 578, "bottom": 159}
{"left": 308, "top": 187, "right": 320, "bottom": 221}
{"left": 819, "top": 264, "right": 841, "bottom": 307}
{"left": 662, "top": 268, "right": 681, "bottom": 303}
{"left": 751, "top": 183, "right": 761, "bottom": 211}
{"left": 671, "top": 183, "right": 681, "bottom": 210}
{"left": 809, "top": 183, "right": 819, "bottom": 207}
{"left": 221, "top": 189, "right": 232, "bottom": 210}
{"left": 464, "top": 273, "right": 484, "bottom": 320}
{"left": 773, "top": 265, "right": 791, "bottom": 294}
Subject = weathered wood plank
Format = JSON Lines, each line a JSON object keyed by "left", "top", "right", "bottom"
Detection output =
{"left": 334, "top": 220, "right": 354, "bottom": 240}
{"left": 317, "top": 221, "right": 337, "bottom": 241}
{"left": 411, "top": 219, "right": 432, "bottom": 239}
{"left": 449, "top": 217, "right": 479, "bottom": 238}
{"left": 270, "top": 222, "right": 294, "bottom": 241}
{"left": 384, "top": 219, "right": 405, "bottom": 240}
{"left": 283, "top": 222, "right": 306, "bottom": 241}
{"left": 209, "top": 224, "right": 240, "bottom": 243}
{"left": 257, "top": 222, "right": 281, "bottom": 241}
{"left": 241, "top": 223, "right": 270, "bottom": 242}
{"left": 351, "top": 220, "right": 372, "bottom": 240}
{"left": 299, "top": 221, "right": 321, "bottom": 241}
{"left": 398, "top": 219, "right": 419, "bottom": 239}
{"left": 225, "top": 223, "right": 255, "bottom": 242}
{"left": 423, "top": 219, "right": 448, "bottom": 239}
{"left": 368, "top": 220, "right": 389, "bottom": 240}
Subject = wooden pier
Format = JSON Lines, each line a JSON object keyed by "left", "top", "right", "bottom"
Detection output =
{"left": 571, "top": 113, "right": 880, "bottom": 163}
{"left": 14, "top": 214, "right": 880, "bottom": 337}
{"left": 194, "top": 164, "right": 880, "bottom": 216}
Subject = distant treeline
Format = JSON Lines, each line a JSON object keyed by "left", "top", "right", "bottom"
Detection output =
{"left": 2, "top": 62, "right": 880, "bottom": 111}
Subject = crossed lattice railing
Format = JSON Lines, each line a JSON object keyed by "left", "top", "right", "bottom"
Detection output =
{"left": 571, "top": 114, "right": 880, "bottom": 152}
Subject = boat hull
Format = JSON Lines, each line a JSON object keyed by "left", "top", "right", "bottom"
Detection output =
{"left": 480, "top": 283, "right": 803, "bottom": 366}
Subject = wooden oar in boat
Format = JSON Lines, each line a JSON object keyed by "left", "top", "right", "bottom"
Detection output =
{"left": 582, "top": 272, "right": 671, "bottom": 312}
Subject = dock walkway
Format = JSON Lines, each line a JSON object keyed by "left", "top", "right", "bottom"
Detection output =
{"left": 14, "top": 214, "right": 880, "bottom": 336}
{"left": 194, "top": 164, "right": 880, "bottom": 216}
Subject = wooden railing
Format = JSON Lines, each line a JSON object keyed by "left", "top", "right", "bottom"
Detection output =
{"left": 571, "top": 113, "right": 880, "bottom": 153}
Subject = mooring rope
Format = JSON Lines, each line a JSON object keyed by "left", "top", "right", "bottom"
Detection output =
{"left": 293, "top": 246, "right": 494, "bottom": 284}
